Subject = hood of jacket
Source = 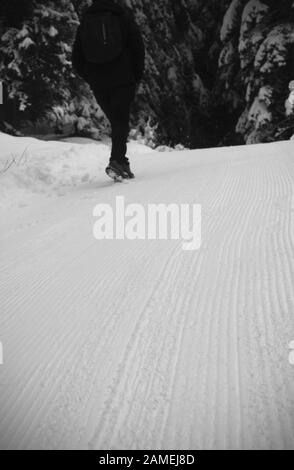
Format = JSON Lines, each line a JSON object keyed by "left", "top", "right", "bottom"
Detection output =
{"left": 89, "top": 0, "right": 124, "bottom": 14}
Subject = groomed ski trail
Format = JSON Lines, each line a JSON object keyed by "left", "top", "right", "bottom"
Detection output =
{"left": 0, "top": 140, "right": 294, "bottom": 450}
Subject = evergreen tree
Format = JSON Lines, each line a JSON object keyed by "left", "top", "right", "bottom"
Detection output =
{"left": 0, "top": 1, "right": 78, "bottom": 128}
{"left": 217, "top": 0, "right": 294, "bottom": 143}
{"left": 1, "top": 0, "right": 293, "bottom": 146}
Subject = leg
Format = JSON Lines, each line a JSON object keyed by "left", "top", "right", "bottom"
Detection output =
{"left": 108, "top": 85, "right": 136, "bottom": 164}
{"left": 92, "top": 89, "right": 112, "bottom": 122}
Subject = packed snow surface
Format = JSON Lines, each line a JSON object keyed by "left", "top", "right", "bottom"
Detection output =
{"left": 0, "top": 132, "right": 294, "bottom": 449}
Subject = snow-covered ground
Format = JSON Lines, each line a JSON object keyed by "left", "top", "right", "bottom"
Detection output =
{"left": 0, "top": 133, "right": 155, "bottom": 210}
{"left": 0, "top": 132, "right": 294, "bottom": 450}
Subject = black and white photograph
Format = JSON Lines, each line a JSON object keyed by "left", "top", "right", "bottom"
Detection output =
{"left": 0, "top": 0, "right": 294, "bottom": 453}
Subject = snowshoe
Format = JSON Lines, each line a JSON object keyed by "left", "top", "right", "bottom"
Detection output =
{"left": 121, "top": 162, "right": 135, "bottom": 179}
{"left": 105, "top": 166, "right": 124, "bottom": 182}
{"left": 105, "top": 161, "right": 135, "bottom": 181}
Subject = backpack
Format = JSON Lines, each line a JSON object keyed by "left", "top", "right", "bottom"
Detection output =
{"left": 80, "top": 11, "right": 123, "bottom": 64}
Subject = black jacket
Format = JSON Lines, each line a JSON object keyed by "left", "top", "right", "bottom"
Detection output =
{"left": 72, "top": 0, "right": 145, "bottom": 90}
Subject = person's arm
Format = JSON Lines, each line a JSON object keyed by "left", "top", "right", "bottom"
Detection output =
{"left": 71, "top": 25, "right": 88, "bottom": 80}
{"left": 125, "top": 11, "right": 145, "bottom": 84}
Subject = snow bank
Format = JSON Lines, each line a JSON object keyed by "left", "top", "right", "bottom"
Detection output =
{"left": 0, "top": 133, "right": 155, "bottom": 209}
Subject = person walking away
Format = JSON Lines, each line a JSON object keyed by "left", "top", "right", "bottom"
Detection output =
{"left": 72, "top": 0, "right": 145, "bottom": 180}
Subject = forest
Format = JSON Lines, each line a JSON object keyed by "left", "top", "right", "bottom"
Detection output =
{"left": 0, "top": 0, "right": 293, "bottom": 148}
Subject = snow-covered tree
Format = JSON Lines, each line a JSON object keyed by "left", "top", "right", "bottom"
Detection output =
{"left": 285, "top": 80, "right": 294, "bottom": 116}
{"left": 0, "top": 1, "right": 78, "bottom": 129}
{"left": 0, "top": 0, "right": 229, "bottom": 147}
{"left": 217, "top": 0, "right": 294, "bottom": 143}
{"left": 1, "top": 0, "right": 293, "bottom": 146}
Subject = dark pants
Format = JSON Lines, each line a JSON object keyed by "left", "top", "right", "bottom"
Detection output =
{"left": 92, "top": 84, "right": 136, "bottom": 164}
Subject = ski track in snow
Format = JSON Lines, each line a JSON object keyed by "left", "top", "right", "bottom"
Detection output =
{"left": 0, "top": 140, "right": 294, "bottom": 449}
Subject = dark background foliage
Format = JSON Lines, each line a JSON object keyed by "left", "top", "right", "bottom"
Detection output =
{"left": 0, "top": 0, "right": 293, "bottom": 147}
